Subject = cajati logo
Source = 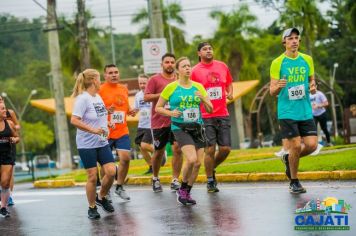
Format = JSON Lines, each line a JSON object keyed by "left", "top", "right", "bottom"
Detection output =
{"left": 294, "top": 197, "right": 351, "bottom": 231}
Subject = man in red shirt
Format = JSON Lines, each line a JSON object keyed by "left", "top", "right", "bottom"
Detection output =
{"left": 191, "top": 42, "right": 234, "bottom": 193}
{"left": 144, "top": 53, "right": 183, "bottom": 192}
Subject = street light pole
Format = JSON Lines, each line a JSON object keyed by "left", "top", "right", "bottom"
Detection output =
{"left": 1, "top": 90, "right": 37, "bottom": 162}
{"left": 330, "top": 62, "right": 339, "bottom": 137}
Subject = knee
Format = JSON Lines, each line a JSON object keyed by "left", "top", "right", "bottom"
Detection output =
{"left": 194, "top": 160, "right": 201, "bottom": 169}
{"left": 104, "top": 165, "right": 116, "bottom": 178}
{"left": 87, "top": 172, "right": 97, "bottom": 184}
{"left": 220, "top": 146, "right": 231, "bottom": 154}
{"left": 307, "top": 142, "right": 318, "bottom": 152}
{"left": 1, "top": 180, "right": 10, "bottom": 189}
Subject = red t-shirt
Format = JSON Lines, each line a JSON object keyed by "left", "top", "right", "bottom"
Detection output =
{"left": 144, "top": 73, "right": 176, "bottom": 129}
{"left": 191, "top": 60, "right": 233, "bottom": 118}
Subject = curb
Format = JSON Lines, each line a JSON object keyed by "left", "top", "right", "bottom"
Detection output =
{"left": 33, "top": 171, "right": 356, "bottom": 188}
{"left": 33, "top": 179, "right": 75, "bottom": 188}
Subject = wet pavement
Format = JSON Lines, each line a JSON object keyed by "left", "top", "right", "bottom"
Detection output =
{"left": 1, "top": 181, "right": 355, "bottom": 236}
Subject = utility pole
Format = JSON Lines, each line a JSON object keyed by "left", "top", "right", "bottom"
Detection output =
{"left": 46, "top": 0, "right": 72, "bottom": 168}
{"left": 77, "top": 0, "right": 90, "bottom": 70}
{"left": 147, "top": 0, "right": 164, "bottom": 38}
{"left": 107, "top": 0, "right": 116, "bottom": 64}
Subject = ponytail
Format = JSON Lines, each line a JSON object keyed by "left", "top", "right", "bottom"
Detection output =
{"left": 72, "top": 69, "right": 99, "bottom": 97}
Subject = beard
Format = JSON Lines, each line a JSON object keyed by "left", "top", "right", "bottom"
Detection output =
{"left": 163, "top": 67, "right": 175, "bottom": 74}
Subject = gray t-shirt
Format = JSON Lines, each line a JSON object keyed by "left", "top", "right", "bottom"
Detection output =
{"left": 72, "top": 92, "right": 108, "bottom": 149}
{"left": 134, "top": 90, "right": 152, "bottom": 129}
{"left": 310, "top": 90, "right": 327, "bottom": 117}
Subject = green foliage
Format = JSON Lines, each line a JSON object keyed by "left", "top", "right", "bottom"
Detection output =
{"left": 21, "top": 121, "right": 54, "bottom": 153}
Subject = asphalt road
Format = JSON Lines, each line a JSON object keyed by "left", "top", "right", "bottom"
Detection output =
{"left": 1, "top": 181, "right": 355, "bottom": 236}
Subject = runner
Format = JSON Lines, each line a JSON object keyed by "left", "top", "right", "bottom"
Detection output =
{"left": 310, "top": 80, "right": 332, "bottom": 146}
{"left": 270, "top": 27, "right": 318, "bottom": 194}
{"left": 99, "top": 64, "right": 135, "bottom": 201}
{"left": 0, "top": 102, "right": 19, "bottom": 217}
{"left": 191, "top": 42, "right": 233, "bottom": 193}
{"left": 71, "top": 69, "right": 116, "bottom": 219}
{"left": 0, "top": 96, "right": 20, "bottom": 206}
{"left": 156, "top": 57, "right": 213, "bottom": 205}
{"left": 144, "top": 53, "right": 183, "bottom": 192}
{"left": 133, "top": 74, "right": 154, "bottom": 174}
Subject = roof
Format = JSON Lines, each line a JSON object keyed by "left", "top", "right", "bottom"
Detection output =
{"left": 30, "top": 80, "right": 259, "bottom": 125}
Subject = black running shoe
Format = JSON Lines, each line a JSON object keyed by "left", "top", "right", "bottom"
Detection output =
{"left": 0, "top": 207, "right": 10, "bottom": 218}
{"left": 144, "top": 166, "right": 153, "bottom": 175}
{"left": 281, "top": 154, "right": 291, "bottom": 179}
{"left": 88, "top": 206, "right": 100, "bottom": 219}
{"left": 152, "top": 178, "right": 163, "bottom": 193}
{"left": 96, "top": 194, "right": 115, "bottom": 213}
{"left": 207, "top": 181, "right": 219, "bottom": 193}
{"left": 289, "top": 181, "right": 307, "bottom": 194}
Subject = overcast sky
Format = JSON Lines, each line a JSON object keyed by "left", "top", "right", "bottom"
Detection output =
{"left": 0, "top": 0, "right": 329, "bottom": 41}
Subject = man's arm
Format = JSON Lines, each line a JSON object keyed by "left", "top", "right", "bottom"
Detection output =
{"left": 226, "top": 83, "right": 233, "bottom": 100}
{"left": 144, "top": 93, "right": 161, "bottom": 102}
{"left": 270, "top": 78, "right": 286, "bottom": 96}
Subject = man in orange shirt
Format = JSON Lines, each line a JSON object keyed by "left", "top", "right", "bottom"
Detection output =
{"left": 99, "top": 64, "right": 135, "bottom": 201}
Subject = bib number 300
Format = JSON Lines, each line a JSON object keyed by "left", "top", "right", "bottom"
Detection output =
{"left": 288, "top": 85, "right": 305, "bottom": 100}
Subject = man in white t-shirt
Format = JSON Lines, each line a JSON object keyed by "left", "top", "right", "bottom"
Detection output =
{"left": 310, "top": 82, "right": 332, "bottom": 146}
{"left": 133, "top": 74, "right": 155, "bottom": 174}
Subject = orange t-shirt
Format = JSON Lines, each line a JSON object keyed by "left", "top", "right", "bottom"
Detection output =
{"left": 99, "top": 83, "right": 129, "bottom": 139}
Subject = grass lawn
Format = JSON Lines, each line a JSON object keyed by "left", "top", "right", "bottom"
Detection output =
{"left": 55, "top": 145, "right": 356, "bottom": 182}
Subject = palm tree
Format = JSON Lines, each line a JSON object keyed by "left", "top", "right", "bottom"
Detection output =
{"left": 131, "top": 0, "right": 187, "bottom": 55}
{"left": 210, "top": 4, "right": 259, "bottom": 81}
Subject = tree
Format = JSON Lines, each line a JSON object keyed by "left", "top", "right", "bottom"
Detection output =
{"left": 22, "top": 121, "right": 54, "bottom": 153}
{"left": 210, "top": 4, "right": 260, "bottom": 81}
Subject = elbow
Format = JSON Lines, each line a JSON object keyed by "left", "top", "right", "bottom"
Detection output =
{"left": 143, "top": 95, "right": 150, "bottom": 102}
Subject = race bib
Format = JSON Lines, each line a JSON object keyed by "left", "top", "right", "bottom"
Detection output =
{"left": 111, "top": 111, "right": 125, "bottom": 124}
{"left": 288, "top": 85, "right": 305, "bottom": 100}
{"left": 207, "top": 87, "right": 222, "bottom": 100}
{"left": 140, "top": 109, "right": 150, "bottom": 118}
{"left": 183, "top": 108, "right": 199, "bottom": 122}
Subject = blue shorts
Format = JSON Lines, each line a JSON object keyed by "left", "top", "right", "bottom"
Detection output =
{"left": 109, "top": 135, "right": 131, "bottom": 151}
{"left": 78, "top": 145, "right": 114, "bottom": 169}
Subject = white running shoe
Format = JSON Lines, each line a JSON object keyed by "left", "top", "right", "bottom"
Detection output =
{"left": 274, "top": 148, "right": 288, "bottom": 157}
{"left": 310, "top": 143, "right": 323, "bottom": 156}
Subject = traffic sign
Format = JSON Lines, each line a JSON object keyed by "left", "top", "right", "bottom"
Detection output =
{"left": 142, "top": 38, "right": 167, "bottom": 74}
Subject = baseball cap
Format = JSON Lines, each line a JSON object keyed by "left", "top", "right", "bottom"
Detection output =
{"left": 282, "top": 27, "right": 300, "bottom": 41}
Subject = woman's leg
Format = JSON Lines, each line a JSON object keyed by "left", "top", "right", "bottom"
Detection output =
{"left": 0, "top": 165, "right": 13, "bottom": 208}
{"left": 85, "top": 167, "right": 98, "bottom": 206}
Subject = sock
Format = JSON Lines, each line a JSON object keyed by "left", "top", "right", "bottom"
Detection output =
{"left": 291, "top": 179, "right": 299, "bottom": 184}
{"left": 89, "top": 204, "right": 96, "bottom": 209}
{"left": 116, "top": 184, "right": 122, "bottom": 190}
{"left": 187, "top": 185, "right": 192, "bottom": 193}
{"left": 181, "top": 182, "right": 188, "bottom": 190}
{"left": 207, "top": 177, "right": 214, "bottom": 182}
{"left": 152, "top": 177, "right": 158, "bottom": 181}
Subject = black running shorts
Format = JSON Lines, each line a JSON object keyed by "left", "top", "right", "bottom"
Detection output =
{"left": 152, "top": 127, "right": 175, "bottom": 150}
{"left": 134, "top": 128, "right": 153, "bottom": 145}
{"left": 203, "top": 116, "right": 231, "bottom": 147}
{"left": 279, "top": 119, "right": 317, "bottom": 139}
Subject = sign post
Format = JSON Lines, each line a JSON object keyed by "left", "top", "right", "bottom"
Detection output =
{"left": 142, "top": 38, "right": 167, "bottom": 74}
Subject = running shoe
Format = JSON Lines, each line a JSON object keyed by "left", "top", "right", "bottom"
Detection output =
{"left": 144, "top": 166, "right": 153, "bottom": 174}
{"left": 8, "top": 196, "right": 14, "bottom": 206}
{"left": 310, "top": 143, "right": 323, "bottom": 156}
{"left": 95, "top": 194, "right": 115, "bottom": 213}
{"left": 88, "top": 206, "right": 100, "bottom": 219}
{"left": 152, "top": 178, "right": 163, "bottom": 193}
{"left": 289, "top": 181, "right": 307, "bottom": 194}
{"left": 281, "top": 154, "right": 291, "bottom": 179}
{"left": 274, "top": 148, "right": 288, "bottom": 157}
{"left": 186, "top": 192, "right": 196, "bottom": 205}
{"left": 207, "top": 181, "right": 219, "bottom": 193}
{"left": 176, "top": 188, "right": 188, "bottom": 205}
{"left": 161, "top": 151, "right": 167, "bottom": 167}
{"left": 115, "top": 185, "right": 130, "bottom": 201}
{"left": 170, "top": 179, "right": 180, "bottom": 191}
{"left": 0, "top": 207, "right": 10, "bottom": 218}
